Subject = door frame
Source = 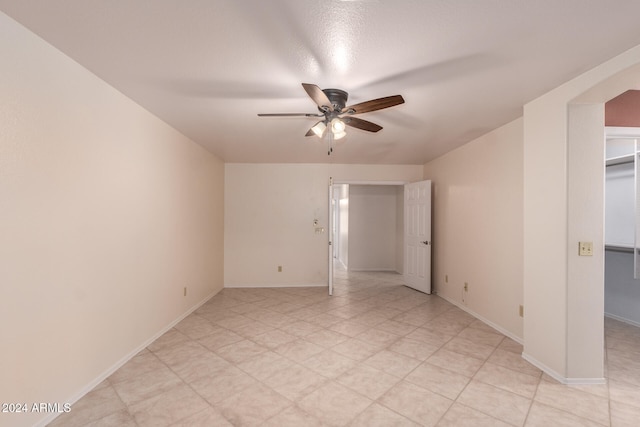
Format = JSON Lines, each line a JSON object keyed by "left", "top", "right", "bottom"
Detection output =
{"left": 328, "top": 179, "right": 409, "bottom": 295}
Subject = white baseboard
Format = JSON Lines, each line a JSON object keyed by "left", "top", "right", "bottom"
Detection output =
{"left": 521, "top": 352, "right": 606, "bottom": 385}
{"left": 38, "top": 288, "right": 220, "bottom": 427}
{"left": 435, "top": 293, "right": 523, "bottom": 345}
{"left": 224, "top": 283, "right": 326, "bottom": 288}
{"left": 605, "top": 312, "right": 640, "bottom": 328}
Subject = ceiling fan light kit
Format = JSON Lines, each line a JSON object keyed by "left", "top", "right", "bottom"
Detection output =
{"left": 258, "top": 83, "right": 404, "bottom": 154}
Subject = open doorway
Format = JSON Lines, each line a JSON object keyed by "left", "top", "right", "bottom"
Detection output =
{"left": 331, "top": 182, "right": 405, "bottom": 289}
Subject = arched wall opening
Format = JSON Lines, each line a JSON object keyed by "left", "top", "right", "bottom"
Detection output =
{"left": 523, "top": 53, "right": 640, "bottom": 383}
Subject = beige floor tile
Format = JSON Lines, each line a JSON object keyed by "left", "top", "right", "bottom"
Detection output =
{"left": 189, "top": 366, "right": 258, "bottom": 404}
{"left": 423, "top": 318, "right": 469, "bottom": 336}
{"left": 337, "top": 364, "right": 400, "bottom": 399}
{"left": 305, "top": 329, "right": 351, "bottom": 347}
{"left": 468, "top": 319, "right": 502, "bottom": 334}
{"left": 152, "top": 340, "right": 211, "bottom": 369}
{"left": 307, "top": 312, "right": 345, "bottom": 328}
{"left": 457, "top": 380, "right": 531, "bottom": 426}
{"left": 456, "top": 327, "right": 504, "bottom": 347}
{"left": 196, "top": 327, "right": 244, "bottom": 351}
{"left": 214, "top": 313, "right": 256, "bottom": 330}
{"left": 280, "top": 320, "right": 324, "bottom": 337}
{"left": 48, "top": 386, "right": 126, "bottom": 427}
{"left": 251, "top": 328, "right": 298, "bottom": 349}
{"left": 534, "top": 379, "right": 610, "bottom": 425}
{"left": 174, "top": 314, "right": 221, "bottom": 339}
{"left": 437, "top": 402, "right": 512, "bottom": 427}
{"left": 328, "top": 319, "right": 371, "bottom": 337}
{"left": 354, "top": 328, "right": 402, "bottom": 347}
{"left": 302, "top": 349, "right": 359, "bottom": 378}
{"left": 388, "top": 337, "right": 440, "bottom": 361}
{"left": 275, "top": 338, "right": 325, "bottom": 362}
{"left": 236, "top": 351, "right": 296, "bottom": 381}
{"left": 108, "top": 351, "right": 166, "bottom": 384}
{"left": 379, "top": 380, "right": 453, "bottom": 427}
{"left": 111, "top": 366, "right": 183, "bottom": 406}
{"left": 487, "top": 347, "right": 542, "bottom": 377}
{"left": 332, "top": 337, "right": 384, "bottom": 361}
{"left": 611, "top": 399, "right": 640, "bottom": 427}
{"left": 375, "top": 319, "right": 419, "bottom": 336}
{"left": 473, "top": 362, "right": 540, "bottom": 398}
{"left": 262, "top": 406, "right": 325, "bottom": 427}
{"left": 83, "top": 409, "right": 137, "bottom": 427}
{"left": 363, "top": 349, "right": 422, "bottom": 378}
{"left": 405, "top": 362, "right": 470, "bottom": 400}
{"left": 147, "top": 328, "right": 190, "bottom": 352}
{"left": 169, "top": 351, "right": 231, "bottom": 383}
{"left": 169, "top": 407, "right": 233, "bottom": 426}
{"left": 524, "top": 401, "right": 604, "bottom": 427}
{"left": 405, "top": 327, "right": 453, "bottom": 347}
{"left": 443, "top": 336, "right": 496, "bottom": 360}
{"left": 263, "top": 363, "right": 327, "bottom": 400}
{"left": 129, "top": 383, "right": 209, "bottom": 427}
{"left": 426, "top": 348, "right": 484, "bottom": 377}
{"left": 349, "top": 310, "right": 393, "bottom": 326}
{"left": 350, "top": 403, "right": 420, "bottom": 427}
{"left": 226, "top": 319, "right": 275, "bottom": 338}
{"left": 498, "top": 337, "right": 524, "bottom": 354}
{"left": 215, "top": 339, "right": 269, "bottom": 363}
{"left": 216, "top": 382, "right": 293, "bottom": 426}
{"left": 297, "top": 381, "right": 373, "bottom": 427}
{"left": 609, "top": 378, "right": 640, "bottom": 408}
{"left": 44, "top": 273, "right": 640, "bottom": 427}
{"left": 244, "top": 309, "right": 296, "bottom": 328}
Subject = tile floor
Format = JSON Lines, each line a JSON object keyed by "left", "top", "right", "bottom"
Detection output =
{"left": 48, "top": 271, "right": 640, "bottom": 426}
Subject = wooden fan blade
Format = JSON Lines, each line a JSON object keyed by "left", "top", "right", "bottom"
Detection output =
{"left": 302, "top": 83, "right": 334, "bottom": 112}
{"left": 257, "top": 113, "right": 322, "bottom": 117}
{"left": 345, "top": 95, "right": 404, "bottom": 114}
{"left": 344, "top": 117, "right": 383, "bottom": 132}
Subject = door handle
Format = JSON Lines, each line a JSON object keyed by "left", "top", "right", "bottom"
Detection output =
{"left": 422, "top": 241, "right": 430, "bottom": 245}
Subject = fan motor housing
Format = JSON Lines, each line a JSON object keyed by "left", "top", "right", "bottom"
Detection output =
{"left": 321, "top": 88, "right": 348, "bottom": 112}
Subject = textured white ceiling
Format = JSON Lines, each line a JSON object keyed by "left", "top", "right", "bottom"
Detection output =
{"left": 3, "top": 0, "right": 640, "bottom": 164}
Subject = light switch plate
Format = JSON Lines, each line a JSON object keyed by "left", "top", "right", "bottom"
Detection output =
{"left": 578, "top": 241, "right": 593, "bottom": 256}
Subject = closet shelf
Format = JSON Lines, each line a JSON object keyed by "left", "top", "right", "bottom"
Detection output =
{"left": 606, "top": 153, "right": 636, "bottom": 166}
{"left": 605, "top": 244, "right": 635, "bottom": 253}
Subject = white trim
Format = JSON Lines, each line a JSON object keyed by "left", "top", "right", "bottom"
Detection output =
{"left": 606, "top": 126, "right": 640, "bottom": 138}
{"left": 521, "top": 352, "right": 606, "bottom": 385}
{"left": 224, "top": 283, "right": 325, "bottom": 288}
{"left": 331, "top": 180, "right": 407, "bottom": 186}
{"left": 521, "top": 352, "right": 566, "bottom": 383}
{"left": 439, "top": 293, "right": 607, "bottom": 385}
{"left": 435, "top": 293, "right": 523, "bottom": 345}
{"left": 38, "top": 289, "right": 219, "bottom": 427}
{"left": 605, "top": 312, "right": 640, "bottom": 328}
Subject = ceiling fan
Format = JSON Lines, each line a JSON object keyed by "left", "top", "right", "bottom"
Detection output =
{"left": 258, "top": 83, "right": 405, "bottom": 154}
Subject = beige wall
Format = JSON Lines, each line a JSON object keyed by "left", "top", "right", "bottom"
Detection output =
{"left": 224, "top": 163, "right": 422, "bottom": 287}
{"left": 523, "top": 45, "right": 640, "bottom": 382}
{"left": 0, "top": 13, "right": 224, "bottom": 427}
{"left": 423, "top": 119, "right": 524, "bottom": 340}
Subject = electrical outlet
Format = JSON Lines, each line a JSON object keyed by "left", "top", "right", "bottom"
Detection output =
{"left": 578, "top": 241, "right": 593, "bottom": 256}
{"left": 445, "top": 274, "right": 448, "bottom": 283}
{"left": 464, "top": 282, "right": 468, "bottom": 292}
{"left": 519, "top": 305, "right": 524, "bottom": 317}
{"left": 278, "top": 266, "right": 282, "bottom": 272}
{"left": 183, "top": 287, "right": 187, "bottom": 297}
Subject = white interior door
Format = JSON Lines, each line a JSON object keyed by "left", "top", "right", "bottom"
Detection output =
{"left": 404, "top": 180, "right": 432, "bottom": 294}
